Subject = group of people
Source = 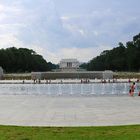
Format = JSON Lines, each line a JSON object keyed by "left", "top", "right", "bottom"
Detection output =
{"left": 129, "top": 82, "right": 140, "bottom": 96}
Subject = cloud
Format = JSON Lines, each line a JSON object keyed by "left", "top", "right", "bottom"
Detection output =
{"left": 36, "top": 45, "right": 112, "bottom": 63}
{"left": 58, "top": 45, "right": 112, "bottom": 62}
{"left": 0, "top": 0, "right": 140, "bottom": 64}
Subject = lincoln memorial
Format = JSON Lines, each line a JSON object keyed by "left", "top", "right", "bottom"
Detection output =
{"left": 59, "top": 59, "right": 80, "bottom": 71}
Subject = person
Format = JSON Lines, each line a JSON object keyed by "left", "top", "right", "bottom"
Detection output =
{"left": 129, "top": 82, "right": 135, "bottom": 96}
{"left": 129, "top": 89, "right": 132, "bottom": 96}
{"left": 138, "top": 91, "right": 140, "bottom": 96}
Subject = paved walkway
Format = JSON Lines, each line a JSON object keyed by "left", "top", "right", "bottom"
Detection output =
{"left": 0, "top": 95, "right": 140, "bottom": 126}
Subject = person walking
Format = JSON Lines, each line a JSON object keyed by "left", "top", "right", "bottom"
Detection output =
{"left": 129, "top": 82, "right": 135, "bottom": 96}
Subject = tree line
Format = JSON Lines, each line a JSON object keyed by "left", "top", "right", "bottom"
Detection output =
{"left": 80, "top": 33, "right": 140, "bottom": 72}
{"left": 1, "top": 33, "right": 140, "bottom": 73}
{"left": 0, "top": 47, "right": 56, "bottom": 73}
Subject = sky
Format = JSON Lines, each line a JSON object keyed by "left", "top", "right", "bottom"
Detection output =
{"left": 0, "top": 0, "right": 140, "bottom": 64}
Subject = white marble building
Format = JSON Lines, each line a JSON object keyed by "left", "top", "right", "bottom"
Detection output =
{"left": 59, "top": 59, "right": 80, "bottom": 71}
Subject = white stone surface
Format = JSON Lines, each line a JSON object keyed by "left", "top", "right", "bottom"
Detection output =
{"left": 0, "top": 95, "right": 140, "bottom": 126}
{"left": 59, "top": 59, "right": 80, "bottom": 69}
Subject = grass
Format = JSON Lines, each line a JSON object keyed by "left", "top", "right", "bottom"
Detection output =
{"left": 0, "top": 125, "right": 140, "bottom": 140}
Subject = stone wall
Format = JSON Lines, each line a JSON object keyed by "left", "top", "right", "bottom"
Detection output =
{"left": 31, "top": 71, "right": 113, "bottom": 80}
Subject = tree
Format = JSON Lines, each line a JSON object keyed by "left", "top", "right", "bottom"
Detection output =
{"left": 0, "top": 47, "right": 56, "bottom": 73}
{"left": 83, "top": 33, "right": 140, "bottom": 72}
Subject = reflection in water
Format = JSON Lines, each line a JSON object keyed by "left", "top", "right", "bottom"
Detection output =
{"left": 0, "top": 83, "right": 139, "bottom": 95}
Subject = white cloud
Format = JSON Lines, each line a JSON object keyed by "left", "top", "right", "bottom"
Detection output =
{"left": 0, "top": 0, "right": 140, "bottom": 64}
{"left": 60, "top": 16, "right": 70, "bottom": 20}
{"left": 0, "top": 34, "right": 24, "bottom": 48}
{"left": 60, "top": 47, "right": 99, "bottom": 62}
{"left": 42, "top": 45, "right": 112, "bottom": 63}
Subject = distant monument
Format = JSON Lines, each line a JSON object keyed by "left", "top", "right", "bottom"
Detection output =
{"left": 0, "top": 67, "right": 4, "bottom": 80}
{"left": 59, "top": 59, "right": 80, "bottom": 71}
{"left": 31, "top": 58, "right": 114, "bottom": 80}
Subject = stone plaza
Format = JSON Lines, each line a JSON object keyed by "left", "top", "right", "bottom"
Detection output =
{"left": 0, "top": 95, "right": 140, "bottom": 126}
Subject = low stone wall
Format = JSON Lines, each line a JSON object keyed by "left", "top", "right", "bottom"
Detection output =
{"left": 31, "top": 71, "right": 113, "bottom": 80}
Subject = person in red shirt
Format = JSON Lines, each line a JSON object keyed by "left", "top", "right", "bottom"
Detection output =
{"left": 129, "top": 82, "right": 135, "bottom": 96}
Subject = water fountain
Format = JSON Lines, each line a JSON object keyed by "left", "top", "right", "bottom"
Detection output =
{"left": 70, "top": 84, "right": 73, "bottom": 95}
{"left": 101, "top": 83, "right": 105, "bottom": 95}
{"left": 91, "top": 84, "right": 95, "bottom": 94}
{"left": 58, "top": 83, "right": 62, "bottom": 95}
{"left": 111, "top": 83, "right": 116, "bottom": 95}
{"left": 80, "top": 84, "right": 83, "bottom": 95}
{"left": 123, "top": 83, "right": 128, "bottom": 94}
{"left": 0, "top": 82, "right": 139, "bottom": 96}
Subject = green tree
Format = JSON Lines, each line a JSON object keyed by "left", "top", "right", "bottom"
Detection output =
{"left": 84, "top": 33, "right": 140, "bottom": 72}
{"left": 0, "top": 47, "right": 56, "bottom": 73}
